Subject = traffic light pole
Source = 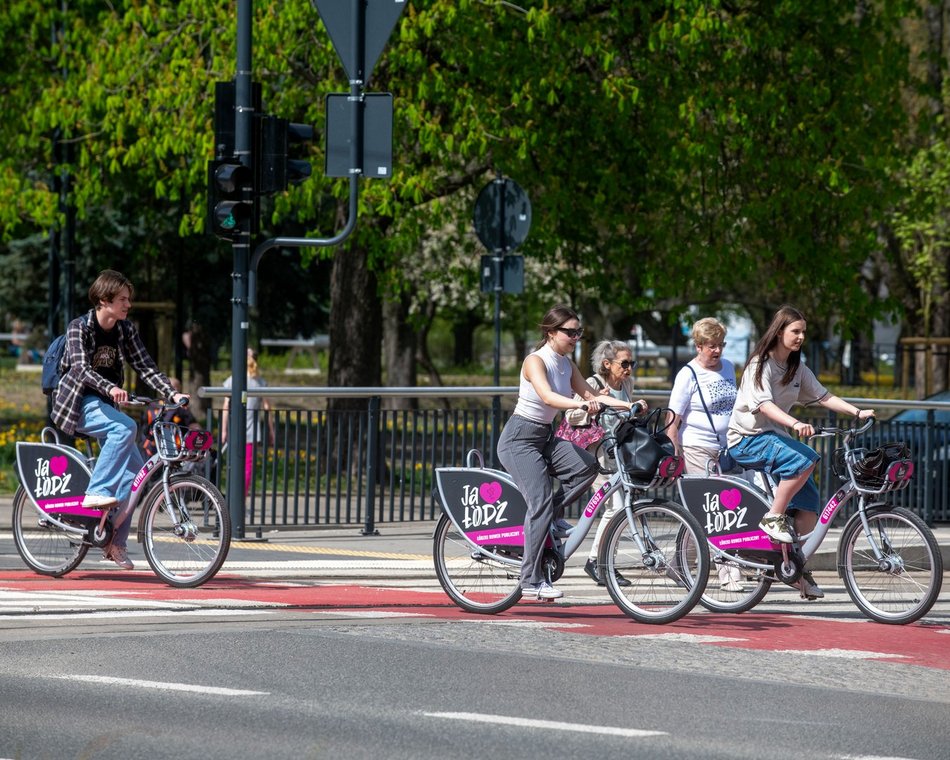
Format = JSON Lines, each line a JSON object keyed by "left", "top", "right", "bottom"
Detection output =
{"left": 246, "top": 60, "right": 364, "bottom": 306}
{"left": 247, "top": 175, "right": 358, "bottom": 307}
{"left": 226, "top": 0, "right": 254, "bottom": 541}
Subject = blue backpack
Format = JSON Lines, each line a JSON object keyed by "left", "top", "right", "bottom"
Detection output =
{"left": 41, "top": 334, "right": 68, "bottom": 396}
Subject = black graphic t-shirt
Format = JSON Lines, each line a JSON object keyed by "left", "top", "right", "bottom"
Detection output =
{"left": 91, "top": 317, "right": 122, "bottom": 394}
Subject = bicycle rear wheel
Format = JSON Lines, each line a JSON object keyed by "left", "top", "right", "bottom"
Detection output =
{"left": 839, "top": 506, "right": 942, "bottom": 624}
{"left": 674, "top": 530, "right": 772, "bottom": 613}
{"left": 433, "top": 513, "right": 522, "bottom": 614}
{"left": 140, "top": 474, "right": 231, "bottom": 588}
{"left": 11, "top": 486, "right": 88, "bottom": 576}
{"left": 600, "top": 501, "right": 709, "bottom": 624}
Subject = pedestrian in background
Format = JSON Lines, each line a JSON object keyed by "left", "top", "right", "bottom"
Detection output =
{"left": 221, "top": 348, "right": 275, "bottom": 497}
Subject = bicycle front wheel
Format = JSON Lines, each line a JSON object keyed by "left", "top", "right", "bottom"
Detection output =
{"left": 11, "top": 486, "right": 88, "bottom": 576}
{"left": 840, "top": 506, "right": 943, "bottom": 624}
{"left": 601, "top": 501, "right": 709, "bottom": 624}
{"left": 140, "top": 475, "right": 231, "bottom": 588}
{"left": 433, "top": 513, "right": 522, "bottom": 614}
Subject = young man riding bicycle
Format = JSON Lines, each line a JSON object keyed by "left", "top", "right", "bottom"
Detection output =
{"left": 49, "top": 269, "right": 188, "bottom": 569}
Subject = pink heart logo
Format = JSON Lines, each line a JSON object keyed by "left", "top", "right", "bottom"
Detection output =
{"left": 479, "top": 481, "right": 503, "bottom": 504}
{"left": 720, "top": 488, "right": 742, "bottom": 510}
{"left": 49, "top": 456, "right": 69, "bottom": 477}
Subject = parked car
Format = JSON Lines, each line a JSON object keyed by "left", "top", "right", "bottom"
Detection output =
{"left": 890, "top": 390, "right": 950, "bottom": 425}
{"left": 875, "top": 391, "right": 950, "bottom": 523}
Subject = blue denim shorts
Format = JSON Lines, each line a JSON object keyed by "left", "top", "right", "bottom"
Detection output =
{"left": 728, "top": 432, "right": 821, "bottom": 512}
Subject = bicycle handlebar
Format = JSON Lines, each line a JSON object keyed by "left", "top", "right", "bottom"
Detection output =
{"left": 123, "top": 394, "right": 189, "bottom": 410}
{"left": 589, "top": 402, "right": 646, "bottom": 418}
{"left": 808, "top": 416, "right": 875, "bottom": 441}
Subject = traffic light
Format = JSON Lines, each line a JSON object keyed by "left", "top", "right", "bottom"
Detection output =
{"left": 207, "top": 159, "right": 255, "bottom": 240}
{"left": 257, "top": 116, "right": 314, "bottom": 195}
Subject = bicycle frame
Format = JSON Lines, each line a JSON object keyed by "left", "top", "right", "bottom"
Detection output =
{"left": 677, "top": 423, "right": 916, "bottom": 574}
{"left": 434, "top": 450, "right": 684, "bottom": 568}
{"left": 678, "top": 473, "right": 855, "bottom": 572}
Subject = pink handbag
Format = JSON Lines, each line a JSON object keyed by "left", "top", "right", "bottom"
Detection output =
{"left": 554, "top": 415, "right": 605, "bottom": 449}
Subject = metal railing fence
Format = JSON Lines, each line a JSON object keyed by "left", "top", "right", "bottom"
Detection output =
{"left": 197, "top": 387, "right": 950, "bottom": 533}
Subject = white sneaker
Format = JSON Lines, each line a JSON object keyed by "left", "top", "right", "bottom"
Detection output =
{"left": 758, "top": 513, "right": 794, "bottom": 543}
{"left": 718, "top": 565, "right": 744, "bottom": 592}
{"left": 82, "top": 494, "right": 117, "bottom": 509}
{"left": 521, "top": 582, "right": 563, "bottom": 600}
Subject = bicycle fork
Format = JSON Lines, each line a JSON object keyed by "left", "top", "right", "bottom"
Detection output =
{"left": 161, "top": 471, "right": 199, "bottom": 541}
{"left": 620, "top": 500, "right": 669, "bottom": 573}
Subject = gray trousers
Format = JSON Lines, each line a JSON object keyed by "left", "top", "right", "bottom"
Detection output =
{"left": 497, "top": 415, "right": 599, "bottom": 586}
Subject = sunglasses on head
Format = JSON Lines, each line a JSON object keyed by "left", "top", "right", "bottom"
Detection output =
{"left": 556, "top": 327, "right": 584, "bottom": 339}
{"left": 613, "top": 359, "right": 636, "bottom": 370}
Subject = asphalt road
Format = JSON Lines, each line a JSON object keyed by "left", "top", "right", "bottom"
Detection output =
{"left": 0, "top": 518, "right": 948, "bottom": 759}
{"left": 0, "top": 608, "right": 947, "bottom": 760}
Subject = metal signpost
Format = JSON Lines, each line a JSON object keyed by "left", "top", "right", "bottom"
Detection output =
{"left": 473, "top": 176, "right": 531, "bottom": 463}
{"left": 213, "top": 0, "right": 404, "bottom": 539}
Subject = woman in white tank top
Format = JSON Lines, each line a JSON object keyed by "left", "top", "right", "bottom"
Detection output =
{"left": 497, "top": 305, "right": 636, "bottom": 601}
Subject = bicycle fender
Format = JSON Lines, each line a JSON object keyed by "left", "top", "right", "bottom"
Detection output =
{"left": 677, "top": 474, "right": 773, "bottom": 552}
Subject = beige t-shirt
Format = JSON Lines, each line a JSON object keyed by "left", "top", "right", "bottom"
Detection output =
{"left": 727, "top": 355, "right": 827, "bottom": 447}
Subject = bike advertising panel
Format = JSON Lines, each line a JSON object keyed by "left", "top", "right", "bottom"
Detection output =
{"left": 435, "top": 467, "right": 528, "bottom": 549}
{"left": 15, "top": 442, "right": 94, "bottom": 515}
{"left": 677, "top": 475, "right": 777, "bottom": 552}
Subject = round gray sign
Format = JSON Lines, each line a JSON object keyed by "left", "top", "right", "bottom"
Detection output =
{"left": 473, "top": 178, "right": 531, "bottom": 252}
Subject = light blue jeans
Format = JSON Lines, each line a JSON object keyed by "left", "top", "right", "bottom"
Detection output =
{"left": 727, "top": 432, "right": 820, "bottom": 513}
{"left": 76, "top": 394, "right": 144, "bottom": 547}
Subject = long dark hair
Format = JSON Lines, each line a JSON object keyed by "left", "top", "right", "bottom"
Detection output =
{"left": 535, "top": 304, "right": 579, "bottom": 349}
{"left": 749, "top": 305, "right": 806, "bottom": 389}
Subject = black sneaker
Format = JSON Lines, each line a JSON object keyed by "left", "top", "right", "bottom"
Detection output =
{"left": 798, "top": 570, "right": 824, "bottom": 600}
{"left": 583, "top": 558, "right": 604, "bottom": 586}
{"left": 613, "top": 570, "right": 632, "bottom": 588}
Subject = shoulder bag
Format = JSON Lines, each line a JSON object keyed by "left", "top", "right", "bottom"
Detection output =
{"left": 686, "top": 364, "right": 739, "bottom": 474}
{"left": 611, "top": 407, "right": 676, "bottom": 481}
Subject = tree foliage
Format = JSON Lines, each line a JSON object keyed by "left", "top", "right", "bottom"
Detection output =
{"left": 0, "top": 0, "right": 944, "bottom": 386}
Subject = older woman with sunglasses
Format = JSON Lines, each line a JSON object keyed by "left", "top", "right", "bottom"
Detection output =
{"left": 564, "top": 340, "right": 647, "bottom": 586}
{"left": 497, "top": 306, "right": 635, "bottom": 601}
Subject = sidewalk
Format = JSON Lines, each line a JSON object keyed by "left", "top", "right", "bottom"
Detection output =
{"left": 2, "top": 495, "right": 948, "bottom": 578}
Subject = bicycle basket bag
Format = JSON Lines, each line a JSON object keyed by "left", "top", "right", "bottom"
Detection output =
{"left": 852, "top": 442, "right": 910, "bottom": 486}
{"left": 834, "top": 442, "right": 910, "bottom": 486}
{"left": 611, "top": 408, "right": 675, "bottom": 481}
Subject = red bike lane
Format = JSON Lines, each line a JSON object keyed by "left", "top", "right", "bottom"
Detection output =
{"left": 1, "top": 569, "right": 948, "bottom": 671}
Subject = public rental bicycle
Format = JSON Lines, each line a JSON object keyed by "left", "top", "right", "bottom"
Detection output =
{"left": 12, "top": 396, "right": 231, "bottom": 588}
{"left": 432, "top": 407, "right": 710, "bottom": 624}
{"left": 675, "top": 418, "right": 943, "bottom": 624}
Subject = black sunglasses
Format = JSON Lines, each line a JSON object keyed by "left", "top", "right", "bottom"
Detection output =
{"left": 612, "top": 359, "right": 636, "bottom": 370}
{"left": 556, "top": 327, "right": 584, "bottom": 339}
